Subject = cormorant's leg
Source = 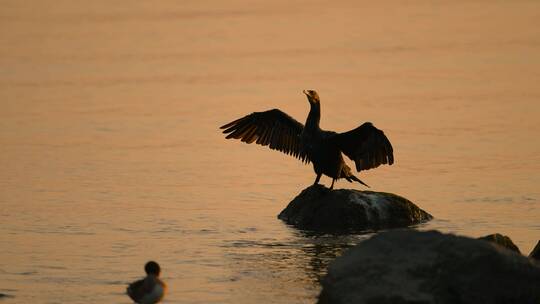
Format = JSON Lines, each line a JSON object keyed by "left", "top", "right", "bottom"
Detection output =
{"left": 330, "top": 179, "right": 335, "bottom": 190}
{"left": 313, "top": 173, "right": 322, "bottom": 185}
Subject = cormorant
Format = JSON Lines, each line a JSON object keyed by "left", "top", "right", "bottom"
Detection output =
{"left": 126, "top": 261, "right": 166, "bottom": 304}
{"left": 220, "top": 90, "right": 394, "bottom": 189}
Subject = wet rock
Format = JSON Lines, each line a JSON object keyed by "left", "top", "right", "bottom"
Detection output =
{"left": 478, "top": 233, "right": 521, "bottom": 253}
{"left": 318, "top": 230, "right": 540, "bottom": 304}
{"left": 530, "top": 240, "right": 540, "bottom": 261}
{"left": 278, "top": 185, "right": 432, "bottom": 232}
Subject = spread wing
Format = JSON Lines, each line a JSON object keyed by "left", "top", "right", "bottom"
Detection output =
{"left": 220, "top": 109, "right": 309, "bottom": 163}
{"left": 331, "top": 122, "right": 394, "bottom": 171}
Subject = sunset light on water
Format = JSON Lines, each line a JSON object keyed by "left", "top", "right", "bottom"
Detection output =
{"left": 1, "top": 1, "right": 540, "bottom": 303}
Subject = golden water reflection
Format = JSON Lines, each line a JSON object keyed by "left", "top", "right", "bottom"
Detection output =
{"left": 1, "top": 0, "right": 540, "bottom": 303}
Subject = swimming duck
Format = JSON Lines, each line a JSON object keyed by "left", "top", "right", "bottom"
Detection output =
{"left": 126, "top": 261, "right": 166, "bottom": 304}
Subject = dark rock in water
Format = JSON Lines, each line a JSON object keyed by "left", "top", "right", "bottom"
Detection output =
{"left": 278, "top": 185, "right": 432, "bottom": 232}
{"left": 478, "top": 233, "right": 521, "bottom": 253}
{"left": 318, "top": 230, "right": 540, "bottom": 304}
{"left": 530, "top": 240, "right": 540, "bottom": 261}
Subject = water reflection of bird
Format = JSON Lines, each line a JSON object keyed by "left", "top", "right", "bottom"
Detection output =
{"left": 220, "top": 90, "right": 394, "bottom": 189}
{"left": 126, "top": 261, "right": 166, "bottom": 304}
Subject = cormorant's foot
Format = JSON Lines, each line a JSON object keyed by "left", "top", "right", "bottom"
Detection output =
{"left": 310, "top": 183, "right": 333, "bottom": 195}
{"left": 321, "top": 185, "right": 333, "bottom": 195}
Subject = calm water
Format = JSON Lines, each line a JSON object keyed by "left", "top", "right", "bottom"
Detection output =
{"left": 1, "top": 1, "right": 540, "bottom": 303}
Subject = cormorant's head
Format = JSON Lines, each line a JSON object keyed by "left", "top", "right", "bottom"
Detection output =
{"left": 303, "top": 90, "right": 320, "bottom": 105}
{"left": 145, "top": 261, "right": 161, "bottom": 276}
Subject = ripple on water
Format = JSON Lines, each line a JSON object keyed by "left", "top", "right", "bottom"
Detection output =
{"left": 0, "top": 292, "right": 15, "bottom": 299}
{"left": 463, "top": 195, "right": 537, "bottom": 203}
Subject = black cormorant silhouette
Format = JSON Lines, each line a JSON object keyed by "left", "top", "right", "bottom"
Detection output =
{"left": 220, "top": 90, "right": 394, "bottom": 189}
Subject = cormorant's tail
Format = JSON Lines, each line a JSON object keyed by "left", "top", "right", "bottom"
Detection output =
{"left": 341, "top": 165, "right": 370, "bottom": 188}
{"left": 345, "top": 174, "right": 370, "bottom": 188}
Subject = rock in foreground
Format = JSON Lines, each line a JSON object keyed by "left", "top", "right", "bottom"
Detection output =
{"left": 318, "top": 230, "right": 540, "bottom": 304}
{"left": 278, "top": 185, "right": 432, "bottom": 232}
{"left": 530, "top": 240, "right": 540, "bottom": 261}
{"left": 478, "top": 233, "right": 521, "bottom": 253}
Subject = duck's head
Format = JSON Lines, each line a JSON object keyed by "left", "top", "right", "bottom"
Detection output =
{"left": 303, "top": 90, "right": 320, "bottom": 105}
{"left": 145, "top": 261, "right": 161, "bottom": 276}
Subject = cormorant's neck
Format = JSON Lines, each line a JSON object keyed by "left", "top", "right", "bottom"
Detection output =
{"left": 305, "top": 102, "right": 320, "bottom": 130}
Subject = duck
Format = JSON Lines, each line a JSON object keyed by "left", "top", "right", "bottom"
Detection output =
{"left": 126, "top": 261, "right": 166, "bottom": 304}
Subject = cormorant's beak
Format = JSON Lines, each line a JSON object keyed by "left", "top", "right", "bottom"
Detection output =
{"left": 303, "top": 90, "right": 312, "bottom": 103}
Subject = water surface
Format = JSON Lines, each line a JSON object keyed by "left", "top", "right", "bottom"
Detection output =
{"left": 1, "top": 1, "right": 540, "bottom": 303}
